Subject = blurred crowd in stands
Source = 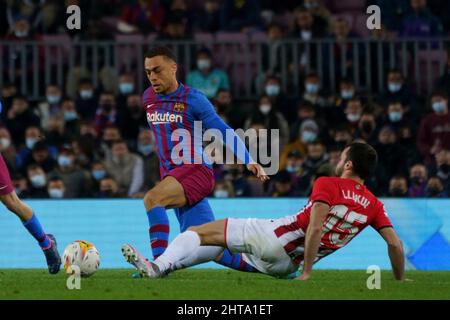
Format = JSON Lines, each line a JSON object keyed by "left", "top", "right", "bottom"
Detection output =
{"left": 0, "top": 0, "right": 450, "bottom": 199}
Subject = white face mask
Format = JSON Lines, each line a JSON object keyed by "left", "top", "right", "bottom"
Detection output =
{"left": 305, "top": 83, "right": 319, "bottom": 94}
{"left": 214, "top": 189, "right": 229, "bottom": 198}
{"left": 197, "top": 59, "right": 211, "bottom": 71}
{"left": 0, "top": 138, "right": 11, "bottom": 149}
{"left": 14, "top": 30, "right": 29, "bottom": 38}
{"left": 346, "top": 113, "right": 361, "bottom": 123}
{"left": 301, "top": 30, "right": 312, "bottom": 40}
{"left": 47, "top": 95, "right": 61, "bottom": 105}
{"left": 259, "top": 104, "right": 272, "bottom": 115}
{"left": 388, "top": 82, "right": 402, "bottom": 93}
{"left": 80, "top": 89, "right": 93, "bottom": 99}
{"left": 432, "top": 101, "right": 447, "bottom": 114}
{"left": 48, "top": 188, "right": 64, "bottom": 199}
{"left": 30, "top": 174, "right": 46, "bottom": 188}
{"left": 119, "top": 83, "right": 134, "bottom": 95}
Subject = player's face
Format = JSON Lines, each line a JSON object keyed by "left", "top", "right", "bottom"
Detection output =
{"left": 145, "top": 56, "right": 177, "bottom": 94}
{"left": 335, "top": 147, "right": 350, "bottom": 177}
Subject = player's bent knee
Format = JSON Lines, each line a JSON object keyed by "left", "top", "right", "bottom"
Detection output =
{"left": 143, "top": 189, "right": 164, "bottom": 210}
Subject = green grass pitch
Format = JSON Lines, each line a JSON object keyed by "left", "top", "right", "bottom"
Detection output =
{"left": 0, "top": 269, "right": 449, "bottom": 300}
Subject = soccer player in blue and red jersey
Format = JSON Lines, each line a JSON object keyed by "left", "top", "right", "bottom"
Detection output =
{"left": 0, "top": 100, "right": 61, "bottom": 273}
{"left": 122, "top": 46, "right": 269, "bottom": 274}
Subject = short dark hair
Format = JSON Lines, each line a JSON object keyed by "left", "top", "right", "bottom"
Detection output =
{"left": 345, "top": 142, "right": 378, "bottom": 180}
{"left": 145, "top": 46, "right": 177, "bottom": 63}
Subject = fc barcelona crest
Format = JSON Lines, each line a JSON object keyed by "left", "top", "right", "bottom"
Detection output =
{"left": 173, "top": 102, "right": 185, "bottom": 113}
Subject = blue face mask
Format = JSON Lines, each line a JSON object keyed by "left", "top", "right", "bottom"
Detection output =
{"left": 119, "top": 83, "right": 134, "bottom": 95}
{"left": 305, "top": 83, "right": 319, "bottom": 94}
{"left": 92, "top": 170, "right": 106, "bottom": 181}
{"left": 47, "top": 95, "right": 61, "bottom": 105}
{"left": 388, "top": 83, "right": 402, "bottom": 93}
{"left": 265, "top": 85, "right": 280, "bottom": 97}
{"left": 26, "top": 138, "right": 38, "bottom": 150}
{"left": 58, "top": 155, "right": 73, "bottom": 168}
{"left": 301, "top": 131, "right": 317, "bottom": 143}
{"left": 432, "top": 101, "right": 447, "bottom": 113}
{"left": 64, "top": 111, "right": 78, "bottom": 121}
{"left": 388, "top": 111, "right": 402, "bottom": 122}
{"left": 138, "top": 144, "right": 153, "bottom": 156}
{"left": 341, "top": 90, "right": 354, "bottom": 99}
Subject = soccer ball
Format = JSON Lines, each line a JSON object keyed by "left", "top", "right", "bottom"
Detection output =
{"left": 63, "top": 240, "right": 100, "bottom": 277}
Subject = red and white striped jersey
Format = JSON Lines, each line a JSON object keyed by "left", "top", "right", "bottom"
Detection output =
{"left": 274, "top": 176, "right": 393, "bottom": 265}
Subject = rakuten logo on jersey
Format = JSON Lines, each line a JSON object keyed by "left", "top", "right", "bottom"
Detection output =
{"left": 147, "top": 111, "right": 183, "bottom": 124}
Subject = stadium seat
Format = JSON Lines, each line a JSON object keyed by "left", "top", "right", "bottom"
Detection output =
{"left": 41, "top": 34, "right": 72, "bottom": 65}
{"left": 332, "top": 0, "right": 366, "bottom": 14}
{"left": 353, "top": 13, "right": 372, "bottom": 37}
{"left": 115, "top": 34, "right": 145, "bottom": 71}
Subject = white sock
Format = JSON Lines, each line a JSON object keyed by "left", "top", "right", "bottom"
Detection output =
{"left": 173, "top": 246, "right": 224, "bottom": 270}
{"left": 154, "top": 230, "right": 201, "bottom": 272}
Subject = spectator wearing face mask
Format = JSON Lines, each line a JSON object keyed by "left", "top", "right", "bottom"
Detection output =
{"left": 60, "top": 98, "right": 80, "bottom": 138}
{"left": 302, "top": 141, "right": 329, "bottom": 180}
{"left": 343, "top": 97, "right": 363, "bottom": 131}
{"left": 213, "top": 180, "right": 235, "bottom": 198}
{"left": 354, "top": 108, "right": 378, "bottom": 145}
{"left": 289, "top": 101, "right": 326, "bottom": 142}
{"left": 136, "top": 130, "right": 160, "bottom": 193}
{"left": 334, "top": 78, "right": 357, "bottom": 109}
{"left": 4, "top": 95, "right": 40, "bottom": 146}
{"left": 186, "top": 48, "right": 230, "bottom": 99}
{"left": 244, "top": 95, "right": 289, "bottom": 149}
{"left": 426, "top": 176, "right": 447, "bottom": 198}
{"left": 47, "top": 177, "right": 66, "bottom": 199}
{"left": 387, "top": 175, "right": 409, "bottom": 197}
{"left": 97, "top": 176, "right": 122, "bottom": 198}
{"left": 48, "top": 146, "right": 92, "bottom": 198}
{"left": 117, "top": 73, "right": 136, "bottom": 107}
{"left": 408, "top": 164, "right": 428, "bottom": 197}
{"left": 37, "top": 84, "right": 63, "bottom": 131}
{"left": 418, "top": 91, "right": 450, "bottom": 165}
{"left": 301, "top": 73, "right": 328, "bottom": 109}
{"left": 26, "top": 164, "right": 49, "bottom": 199}
{"left": 376, "top": 69, "right": 421, "bottom": 121}
{"left": 280, "top": 119, "right": 318, "bottom": 169}
{"left": 383, "top": 101, "right": 414, "bottom": 132}
{"left": 75, "top": 78, "right": 98, "bottom": 120}
{"left": 16, "top": 126, "right": 51, "bottom": 171}
{"left": 116, "top": 94, "right": 148, "bottom": 146}
{"left": 95, "top": 92, "right": 117, "bottom": 137}
{"left": 105, "top": 140, "right": 144, "bottom": 197}
{"left": 431, "top": 149, "right": 450, "bottom": 194}
{"left": 213, "top": 89, "right": 244, "bottom": 129}
{"left": 262, "top": 75, "right": 293, "bottom": 121}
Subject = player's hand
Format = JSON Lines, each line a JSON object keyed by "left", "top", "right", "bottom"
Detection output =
{"left": 246, "top": 163, "right": 269, "bottom": 182}
{"left": 295, "top": 272, "right": 311, "bottom": 281}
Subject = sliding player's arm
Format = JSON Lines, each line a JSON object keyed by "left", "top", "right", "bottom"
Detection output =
{"left": 378, "top": 227, "right": 405, "bottom": 280}
{"left": 297, "top": 201, "right": 329, "bottom": 281}
{"left": 193, "top": 92, "right": 269, "bottom": 182}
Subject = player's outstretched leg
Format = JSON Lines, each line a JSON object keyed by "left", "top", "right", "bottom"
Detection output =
{"left": 143, "top": 176, "right": 187, "bottom": 259}
{"left": 122, "top": 220, "right": 227, "bottom": 278}
{"left": 176, "top": 199, "right": 259, "bottom": 273}
{"left": 0, "top": 192, "right": 61, "bottom": 274}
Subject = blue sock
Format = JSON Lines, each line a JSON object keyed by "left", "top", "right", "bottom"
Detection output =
{"left": 23, "top": 214, "right": 51, "bottom": 250}
{"left": 217, "top": 249, "right": 259, "bottom": 273}
{"left": 147, "top": 206, "right": 169, "bottom": 259}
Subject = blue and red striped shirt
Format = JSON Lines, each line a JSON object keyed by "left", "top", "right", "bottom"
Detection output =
{"left": 142, "top": 82, "right": 253, "bottom": 178}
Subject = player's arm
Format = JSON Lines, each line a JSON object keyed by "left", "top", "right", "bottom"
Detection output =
{"left": 297, "top": 201, "right": 330, "bottom": 281}
{"left": 378, "top": 227, "right": 405, "bottom": 281}
{"left": 194, "top": 93, "right": 269, "bottom": 182}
